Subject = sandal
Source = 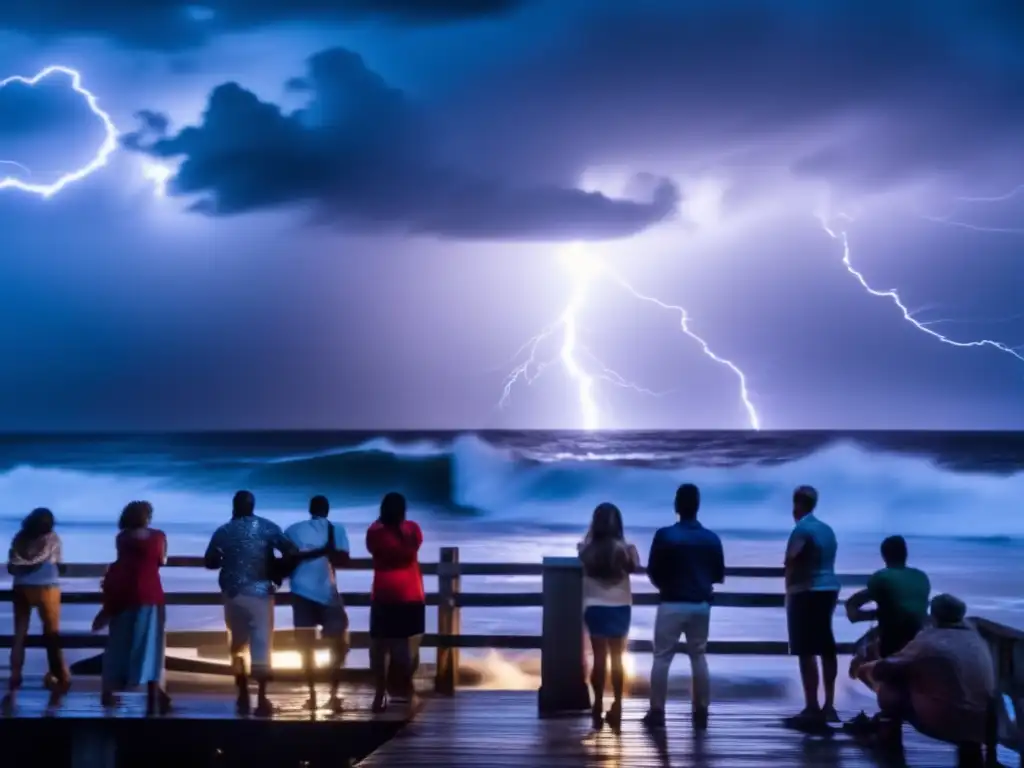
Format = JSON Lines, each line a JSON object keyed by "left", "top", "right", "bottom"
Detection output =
{"left": 371, "top": 693, "right": 388, "bottom": 713}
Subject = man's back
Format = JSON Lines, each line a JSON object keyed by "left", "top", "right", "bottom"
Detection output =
{"left": 285, "top": 517, "right": 349, "bottom": 605}
{"left": 786, "top": 514, "right": 839, "bottom": 594}
{"left": 209, "top": 515, "right": 287, "bottom": 598}
{"left": 869, "top": 566, "right": 930, "bottom": 627}
{"left": 647, "top": 520, "right": 725, "bottom": 604}
{"left": 891, "top": 625, "right": 996, "bottom": 744}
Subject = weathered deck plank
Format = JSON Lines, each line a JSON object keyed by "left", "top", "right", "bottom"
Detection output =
{"left": 0, "top": 682, "right": 414, "bottom": 767}
{"left": 358, "top": 690, "right": 1016, "bottom": 768}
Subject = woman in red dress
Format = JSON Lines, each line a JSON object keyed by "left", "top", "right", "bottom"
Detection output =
{"left": 95, "top": 500, "right": 171, "bottom": 715}
{"left": 366, "top": 492, "right": 425, "bottom": 712}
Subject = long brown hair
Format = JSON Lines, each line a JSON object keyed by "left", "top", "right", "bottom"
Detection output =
{"left": 579, "top": 502, "right": 629, "bottom": 581}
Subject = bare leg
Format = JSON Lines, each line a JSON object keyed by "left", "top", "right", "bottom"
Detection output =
{"left": 590, "top": 637, "right": 608, "bottom": 724}
{"left": 370, "top": 640, "right": 388, "bottom": 712}
{"left": 798, "top": 656, "right": 820, "bottom": 713}
{"left": 145, "top": 681, "right": 172, "bottom": 716}
{"left": 607, "top": 637, "right": 626, "bottom": 726}
{"left": 328, "top": 636, "right": 349, "bottom": 710}
{"left": 821, "top": 652, "right": 838, "bottom": 715}
{"left": 300, "top": 638, "right": 317, "bottom": 709}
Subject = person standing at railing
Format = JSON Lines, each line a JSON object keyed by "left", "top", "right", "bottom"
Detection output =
{"left": 783, "top": 484, "right": 841, "bottom": 729}
{"left": 2, "top": 507, "right": 70, "bottom": 713}
{"left": 578, "top": 502, "right": 640, "bottom": 730}
{"left": 94, "top": 500, "right": 171, "bottom": 715}
{"left": 644, "top": 483, "right": 725, "bottom": 731}
{"left": 284, "top": 494, "right": 351, "bottom": 713}
{"left": 205, "top": 489, "right": 298, "bottom": 717}
{"left": 366, "top": 491, "right": 425, "bottom": 713}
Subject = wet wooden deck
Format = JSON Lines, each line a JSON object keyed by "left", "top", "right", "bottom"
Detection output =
{"left": 358, "top": 690, "right": 1018, "bottom": 768}
{"left": 0, "top": 681, "right": 413, "bottom": 767}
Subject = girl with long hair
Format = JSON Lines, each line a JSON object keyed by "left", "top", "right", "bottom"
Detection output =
{"left": 3, "top": 507, "right": 69, "bottom": 712}
{"left": 578, "top": 502, "right": 639, "bottom": 729}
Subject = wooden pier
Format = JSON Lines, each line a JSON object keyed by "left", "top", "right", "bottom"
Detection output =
{"left": 357, "top": 690, "right": 1021, "bottom": 768}
{"left": 1, "top": 549, "right": 1021, "bottom": 767}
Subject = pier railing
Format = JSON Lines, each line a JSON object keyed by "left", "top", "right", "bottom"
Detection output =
{"left": 0, "top": 548, "right": 1020, "bottom": 751}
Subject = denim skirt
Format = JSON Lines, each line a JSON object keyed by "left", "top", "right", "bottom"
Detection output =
{"left": 584, "top": 605, "right": 631, "bottom": 639}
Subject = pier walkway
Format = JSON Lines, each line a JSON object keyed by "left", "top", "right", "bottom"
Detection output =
{"left": 360, "top": 690, "right": 1019, "bottom": 768}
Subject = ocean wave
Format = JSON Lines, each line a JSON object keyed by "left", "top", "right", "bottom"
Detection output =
{"left": 0, "top": 434, "right": 1023, "bottom": 538}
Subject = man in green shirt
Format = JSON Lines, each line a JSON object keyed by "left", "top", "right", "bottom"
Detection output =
{"left": 846, "top": 535, "right": 931, "bottom": 657}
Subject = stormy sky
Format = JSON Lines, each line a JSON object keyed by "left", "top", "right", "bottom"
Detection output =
{"left": 1, "top": 0, "right": 1023, "bottom": 431}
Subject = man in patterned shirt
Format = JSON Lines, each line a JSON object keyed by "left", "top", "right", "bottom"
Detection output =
{"left": 205, "top": 490, "right": 297, "bottom": 716}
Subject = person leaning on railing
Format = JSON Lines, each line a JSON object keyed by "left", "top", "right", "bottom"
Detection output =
{"left": 366, "top": 491, "right": 425, "bottom": 713}
{"left": 94, "top": 500, "right": 172, "bottom": 715}
{"left": 2, "top": 507, "right": 70, "bottom": 713}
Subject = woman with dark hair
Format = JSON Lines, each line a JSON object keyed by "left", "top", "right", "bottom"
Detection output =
{"left": 2, "top": 507, "right": 69, "bottom": 712}
{"left": 95, "top": 500, "right": 171, "bottom": 715}
{"left": 366, "top": 492, "right": 425, "bottom": 712}
{"left": 578, "top": 502, "right": 639, "bottom": 729}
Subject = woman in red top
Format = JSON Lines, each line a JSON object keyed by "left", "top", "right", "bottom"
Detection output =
{"left": 366, "top": 492, "right": 424, "bottom": 712}
{"left": 96, "top": 500, "right": 171, "bottom": 715}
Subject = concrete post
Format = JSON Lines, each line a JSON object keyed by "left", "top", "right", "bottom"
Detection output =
{"left": 538, "top": 556, "right": 591, "bottom": 717}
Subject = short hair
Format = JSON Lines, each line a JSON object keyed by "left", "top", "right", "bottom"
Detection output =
{"left": 880, "top": 535, "right": 908, "bottom": 566}
{"left": 232, "top": 490, "right": 255, "bottom": 517}
{"left": 380, "top": 491, "right": 407, "bottom": 527}
{"left": 930, "top": 593, "right": 967, "bottom": 626}
{"left": 119, "top": 500, "right": 153, "bottom": 531}
{"left": 674, "top": 483, "right": 700, "bottom": 519}
{"left": 793, "top": 485, "right": 818, "bottom": 513}
{"left": 309, "top": 495, "right": 330, "bottom": 518}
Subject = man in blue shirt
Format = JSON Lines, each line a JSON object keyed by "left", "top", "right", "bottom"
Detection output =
{"left": 205, "top": 490, "right": 297, "bottom": 716}
{"left": 285, "top": 495, "right": 351, "bottom": 712}
{"left": 783, "top": 484, "right": 841, "bottom": 727}
{"left": 643, "top": 483, "right": 725, "bottom": 730}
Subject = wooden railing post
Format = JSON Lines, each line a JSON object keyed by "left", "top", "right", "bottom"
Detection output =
{"left": 538, "top": 556, "right": 590, "bottom": 718}
{"left": 435, "top": 546, "right": 461, "bottom": 695}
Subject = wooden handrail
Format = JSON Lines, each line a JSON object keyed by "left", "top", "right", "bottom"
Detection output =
{"left": 0, "top": 558, "right": 872, "bottom": 584}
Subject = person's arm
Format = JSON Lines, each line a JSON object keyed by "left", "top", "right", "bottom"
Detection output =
{"left": 845, "top": 587, "right": 877, "bottom": 623}
{"left": 872, "top": 632, "right": 927, "bottom": 682}
{"left": 158, "top": 531, "right": 168, "bottom": 567}
{"left": 647, "top": 530, "right": 666, "bottom": 590}
{"left": 625, "top": 543, "right": 641, "bottom": 574}
{"left": 712, "top": 536, "right": 725, "bottom": 585}
{"left": 328, "top": 524, "right": 351, "bottom": 569}
{"left": 273, "top": 525, "right": 300, "bottom": 557}
{"left": 55, "top": 535, "right": 68, "bottom": 577}
{"left": 784, "top": 529, "right": 806, "bottom": 569}
{"left": 204, "top": 529, "right": 223, "bottom": 570}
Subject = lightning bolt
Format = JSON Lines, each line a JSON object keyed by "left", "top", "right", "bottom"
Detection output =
{"left": 818, "top": 213, "right": 1024, "bottom": 364}
{"left": 499, "top": 246, "right": 761, "bottom": 430}
{"left": 918, "top": 183, "right": 1024, "bottom": 235}
{"left": 1, "top": 66, "right": 119, "bottom": 198}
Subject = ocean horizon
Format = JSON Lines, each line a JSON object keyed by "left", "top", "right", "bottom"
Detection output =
{"left": 1, "top": 429, "right": 1022, "bottom": 697}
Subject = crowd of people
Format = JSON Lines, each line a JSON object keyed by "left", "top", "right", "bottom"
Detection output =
{"left": 577, "top": 482, "right": 997, "bottom": 764}
{"left": 1, "top": 482, "right": 1000, "bottom": 763}
{"left": 3, "top": 490, "right": 425, "bottom": 717}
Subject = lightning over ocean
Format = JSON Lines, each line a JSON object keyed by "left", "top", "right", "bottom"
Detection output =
{"left": 0, "top": 66, "right": 119, "bottom": 198}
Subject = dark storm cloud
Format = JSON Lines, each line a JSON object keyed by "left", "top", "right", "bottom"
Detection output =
{"left": 445, "top": 0, "right": 1024, "bottom": 196}
{"left": 123, "top": 48, "right": 680, "bottom": 241}
{"left": 1, "top": 0, "right": 529, "bottom": 50}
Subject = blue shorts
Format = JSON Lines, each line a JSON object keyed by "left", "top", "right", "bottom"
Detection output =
{"left": 584, "top": 605, "right": 631, "bottom": 639}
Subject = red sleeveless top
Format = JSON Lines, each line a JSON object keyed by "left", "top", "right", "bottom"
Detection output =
{"left": 367, "top": 520, "right": 424, "bottom": 604}
{"left": 103, "top": 529, "right": 166, "bottom": 612}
